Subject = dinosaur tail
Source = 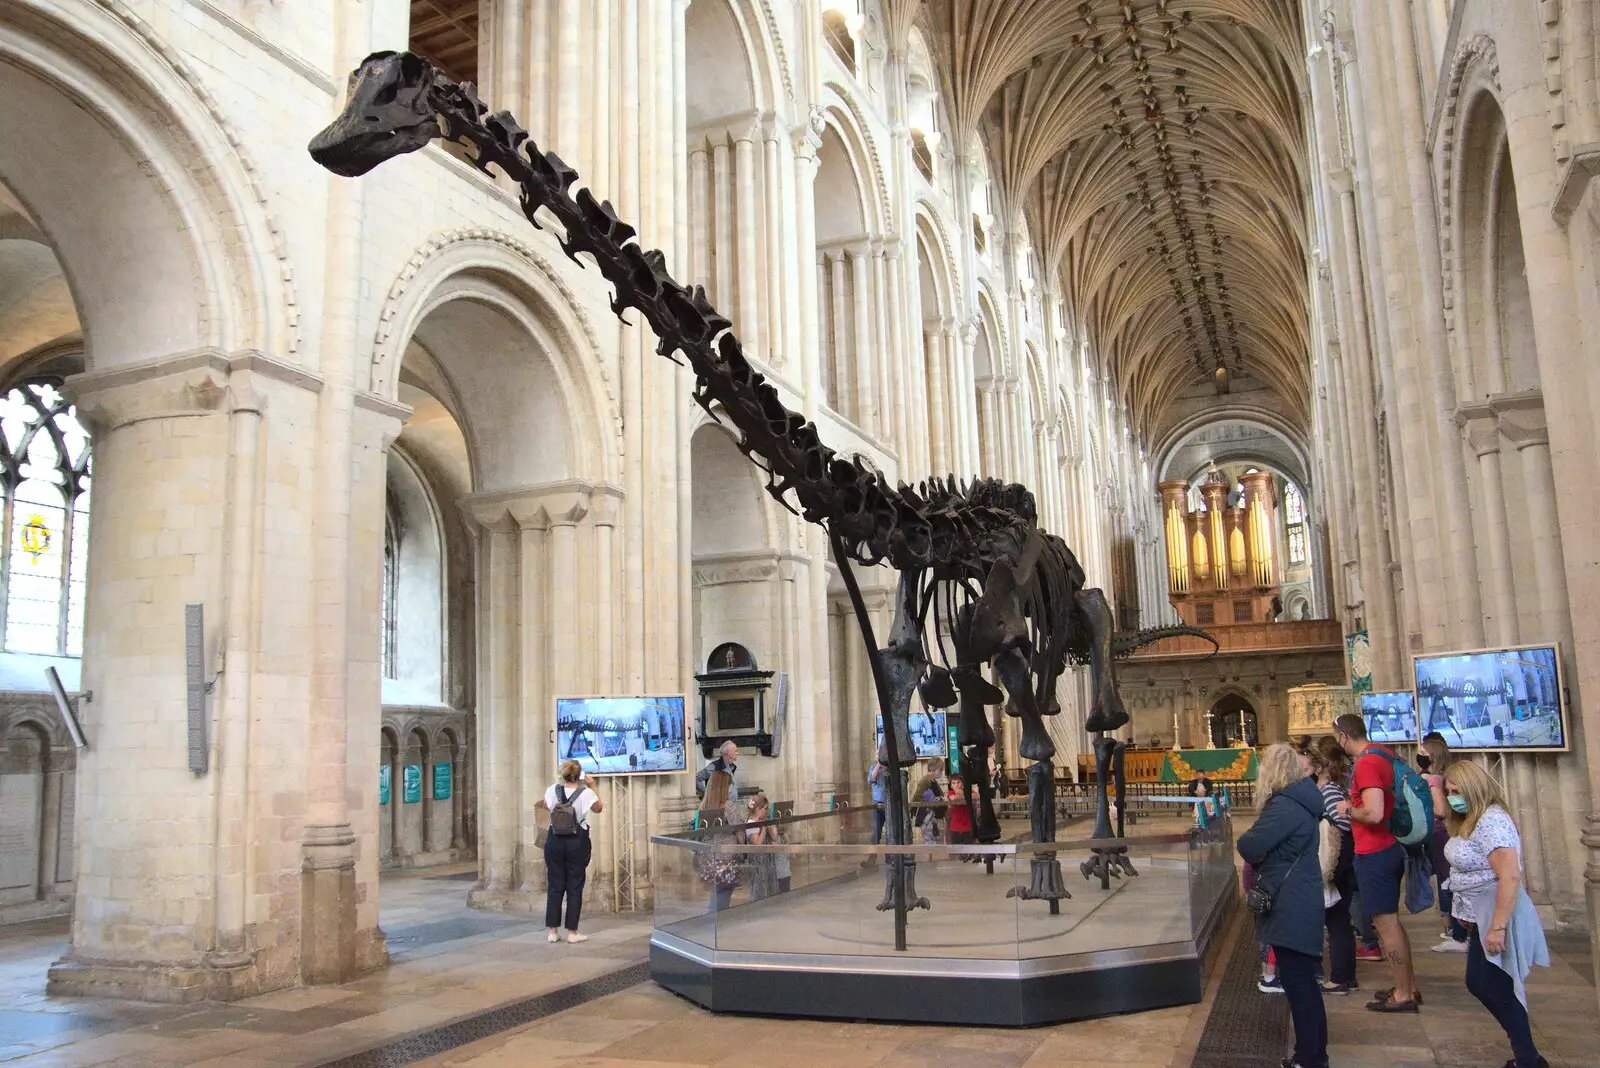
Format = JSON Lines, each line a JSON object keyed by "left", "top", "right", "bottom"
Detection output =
{"left": 1111, "top": 624, "right": 1220, "bottom": 659}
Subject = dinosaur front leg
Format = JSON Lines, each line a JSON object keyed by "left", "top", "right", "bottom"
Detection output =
{"left": 993, "top": 646, "right": 1055, "bottom": 762}
{"left": 1077, "top": 587, "right": 1129, "bottom": 733}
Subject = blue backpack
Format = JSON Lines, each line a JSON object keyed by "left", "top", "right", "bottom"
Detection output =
{"left": 1360, "top": 745, "right": 1434, "bottom": 847}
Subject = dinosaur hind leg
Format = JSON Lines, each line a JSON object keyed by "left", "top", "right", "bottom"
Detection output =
{"left": 1078, "top": 587, "right": 1129, "bottom": 733}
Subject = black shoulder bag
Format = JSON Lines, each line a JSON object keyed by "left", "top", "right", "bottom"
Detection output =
{"left": 1246, "top": 839, "right": 1312, "bottom": 917}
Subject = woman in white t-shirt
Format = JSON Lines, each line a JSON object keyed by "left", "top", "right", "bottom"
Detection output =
{"left": 1441, "top": 761, "right": 1549, "bottom": 1068}
{"left": 544, "top": 759, "right": 603, "bottom": 943}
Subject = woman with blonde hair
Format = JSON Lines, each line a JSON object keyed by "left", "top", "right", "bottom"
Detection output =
{"left": 1441, "top": 761, "right": 1549, "bottom": 1068}
{"left": 544, "top": 759, "right": 602, "bottom": 943}
{"left": 697, "top": 770, "right": 743, "bottom": 910}
{"left": 1237, "top": 743, "right": 1328, "bottom": 1068}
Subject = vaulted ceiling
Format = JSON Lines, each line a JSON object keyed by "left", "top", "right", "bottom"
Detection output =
{"left": 888, "top": 0, "right": 1310, "bottom": 441}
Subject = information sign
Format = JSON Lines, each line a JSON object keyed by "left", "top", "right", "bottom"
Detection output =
{"left": 432, "top": 762, "right": 452, "bottom": 801}
{"left": 403, "top": 764, "right": 422, "bottom": 804}
{"left": 379, "top": 764, "right": 391, "bottom": 805}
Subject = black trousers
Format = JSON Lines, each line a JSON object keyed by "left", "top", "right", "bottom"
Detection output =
{"left": 1466, "top": 926, "right": 1542, "bottom": 1068}
{"left": 544, "top": 830, "right": 592, "bottom": 930}
{"left": 1324, "top": 888, "right": 1356, "bottom": 984}
{"left": 1274, "top": 945, "right": 1328, "bottom": 1068}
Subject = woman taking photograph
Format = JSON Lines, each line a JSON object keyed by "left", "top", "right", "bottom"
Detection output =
{"left": 1237, "top": 743, "right": 1328, "bottom": 1068}
{"left": 544, "top": 759, "right": 603, "bottom": 943}
{"left": 1442, "top": 762, "right": 1550, "bottom": 1068}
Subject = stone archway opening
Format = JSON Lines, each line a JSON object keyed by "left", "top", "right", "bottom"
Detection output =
{"left": 1209, "top": 693, "right": 1258, "bottom": 749}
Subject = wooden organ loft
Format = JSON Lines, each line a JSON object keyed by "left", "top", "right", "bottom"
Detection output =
{"left": 1160, "top": 466, "right": 1281, "bottom": 628}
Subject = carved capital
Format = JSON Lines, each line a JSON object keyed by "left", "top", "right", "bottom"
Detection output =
{"left": 1454, "top": 404, "right": 1502, "bottom": 457}
{"left": 1491, "top": 390, "right": 1548, "bottom": 449}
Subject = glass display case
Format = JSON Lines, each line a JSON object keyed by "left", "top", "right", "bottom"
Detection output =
{"left": 650, "top": 798, "right": 1237, "bottom": 1026}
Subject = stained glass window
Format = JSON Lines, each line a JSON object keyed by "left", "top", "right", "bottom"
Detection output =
{"left": 1288, "top": 526, "right": 1308, "bottom": 565}
{"left": 381, "top": 508, "right": 398, "bottom": 680}
{"left": 1284, "top": 483, "right": 1306, "bottom": 526}
{"left": 0, "top": 382, "right": 91, "bottom": 656}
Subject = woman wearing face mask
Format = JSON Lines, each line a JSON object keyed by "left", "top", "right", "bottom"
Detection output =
{"left": 1442, "top": 762, "right": 1550, "bottom": 1068}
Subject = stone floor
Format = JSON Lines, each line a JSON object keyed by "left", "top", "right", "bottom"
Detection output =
{"left": 0, "top": 862, "right": 1594, "bottom": 1067}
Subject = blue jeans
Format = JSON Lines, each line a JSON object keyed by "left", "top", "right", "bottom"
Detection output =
{"left": 1274, "top": 945, "right": 1328, "bottom": 1068}
{"left": 871, "top": 804, "right": 887, "bottom": 844}
{"left": 1466, "top": 926, "right": 1542, "bottom": 1068}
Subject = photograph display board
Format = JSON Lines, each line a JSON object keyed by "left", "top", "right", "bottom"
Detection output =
{"left": 1360, "top": 691, "right": 1418, "bottom": 744}
{"left": 556, "top": 695, "right": 688, "bottom": 774}
{"left": 1413, "top": 645, "right": 1566, "bottom": 752}
{"left": 875, "top": 710, "right": 948, "bottom": 762}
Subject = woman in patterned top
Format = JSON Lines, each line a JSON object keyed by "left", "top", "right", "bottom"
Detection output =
{"left": 1310, "top": 736, "right": 1357, "bottom": 993}
{"left": 1442, "top": 762, "right": 1550, "bottom": 1068}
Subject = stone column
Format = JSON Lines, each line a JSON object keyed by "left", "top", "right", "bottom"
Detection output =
{"left": 464, "top": 481, "right": 624, "bottom": 915}
{"left": 712, "top": 136, "right": 733, "bottom": 310}
{"left": 925, "top": 325, "right": 947, "bottom": 473}
{"left": 848, "top": 245, "right": 874, "bottom": 431}
{"left": 48, "top": 353, "right": 347, "bottom": 1003}
{"left": 884, "top": 247, "right": 908, "bottom": 461}
{"left": 1457, "top": 407, "right": 1518, "bottom": 645}
{"left": 688, "top": 145, "right": 710, "bottom": 286}
{"left": 734, "top": 123, "right": 761, "bottom": 362}
{"left": 762, "top": 119, "right": 785, "bottom": 369}
{"left": 829, "top": 252, "right": 850, "bottom": 416}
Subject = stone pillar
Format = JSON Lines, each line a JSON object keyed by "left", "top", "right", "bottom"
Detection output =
{"left": 712, "top": 136, "right": 733, "bottom": 310}
{"left": 884, "top": 247, "right": 908, "bottom": 461}
{"left": 47, "top": 353, "right": 355, "bottom": 1003}
{"left": 734, "top": 124, "right": 761, "bottom": 362}
{"left": 1457, "top": 407, "right": 1519, "bottom": 645}
{"left": 464, "top": 481, "right": 625, "bottom": 915}
{"left": 688, "top": 145, "right": 710, "bottom": 287}
{"left": 925, "top": 325, "right": 947, "bottom": 473}
{"left": 848, "top": 246, "right": 874, "bottom": 431}
{"left": 829, "top": 252, "right": 850, "bottom": 416}
{"left": 761, "top": 120, "right": 785, "bottom": 369}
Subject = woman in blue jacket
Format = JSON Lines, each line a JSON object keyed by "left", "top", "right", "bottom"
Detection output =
{"left": 1238, "top": 743, "right": 1329, "bottom": 1068}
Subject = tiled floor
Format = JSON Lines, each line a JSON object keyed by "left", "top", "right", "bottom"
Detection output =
{"left": 0, "top": 862, "right": 1595, "bottom": 1067}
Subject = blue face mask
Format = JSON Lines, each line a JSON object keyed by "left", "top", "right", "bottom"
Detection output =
{"left": 1447, "top": 795, "right": 1469, "bottom": 814}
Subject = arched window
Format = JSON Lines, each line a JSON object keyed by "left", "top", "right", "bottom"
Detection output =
{"left": 1284, "top": 482, "right": 1307, "bottom": 565}
{"left": 1283, "top": 482, "right": 1305, "bottom": 525}
{"left": 381, "top": 506, "right": 399, "bottom": 680}
{"left": 823, "top": 10, "right": 856, "bottom": 71}
{"left": 0, "top": 382, "right": 91, "bottom": 656}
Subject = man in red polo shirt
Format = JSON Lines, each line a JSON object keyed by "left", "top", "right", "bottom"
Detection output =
{"left": 1334, "top": 712, "right": 1418, "bottom": 1013}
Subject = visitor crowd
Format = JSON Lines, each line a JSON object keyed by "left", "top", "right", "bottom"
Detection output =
{"left": 1239, "top": 717, "right": 1550, "bottom": 1068}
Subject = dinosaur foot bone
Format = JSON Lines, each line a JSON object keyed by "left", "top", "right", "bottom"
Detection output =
{"left": 1007, "top": 854, "right": 1071, "bottom": 901}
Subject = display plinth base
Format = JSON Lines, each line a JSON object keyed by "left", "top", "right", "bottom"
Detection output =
{"left": 651, "top": 935, "right": 1207, "bottom": 1026}
{"left": 649, "top": 854, "right": 1236, "bottom": 1027}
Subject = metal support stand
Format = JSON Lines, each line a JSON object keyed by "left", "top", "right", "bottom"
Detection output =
{"left": 612, "top": 775, "right": 639, "bottom": 911}
{"left": 1009, "top": 759, "right": 1069, "bottom": 910}
{"left": 831, "top": 534, "right": 926, "bottom": 951}
{"left": 1081, "top": 733, "right": 1137, "bottom": 888}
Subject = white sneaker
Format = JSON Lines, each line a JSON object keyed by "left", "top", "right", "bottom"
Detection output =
{"left": 547, "top": 930, "right": 560, "bottom": 943}
{"left": 565, "top": 931, "right": 589, "bottom": 943}
{"left": 1431, "top": 937, "right": 1468, "bottom": 953}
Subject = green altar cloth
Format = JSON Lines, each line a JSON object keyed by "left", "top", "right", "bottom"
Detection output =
{"left": 1160, "top": 747, "right": 1258, "bottom": 782}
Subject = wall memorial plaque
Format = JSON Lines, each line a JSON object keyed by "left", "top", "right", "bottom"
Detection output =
{"left": 403, "top": 764, "right": 422, "bottom": 804}
{"left": 432, "top": 762, "right": 452, "bottom": 801}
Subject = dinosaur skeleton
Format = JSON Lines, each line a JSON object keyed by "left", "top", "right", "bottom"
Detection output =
{"left": 309, "top": 52, "right": 1216, "bottom": 946}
